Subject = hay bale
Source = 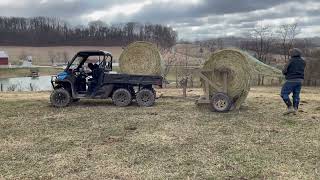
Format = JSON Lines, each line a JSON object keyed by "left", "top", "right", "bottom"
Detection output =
{"left": 244, "top": 52, "right": 283, "bottom": 77}
{"left": 119, "top": 41, "right": 164, "bottom": 76}
{"left": 202, "top": 49, "right": 282, "bottom": 110}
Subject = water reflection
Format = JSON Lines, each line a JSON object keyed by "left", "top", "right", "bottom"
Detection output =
{"left": 0, "top": 76, "right": 52, "bottom": 91}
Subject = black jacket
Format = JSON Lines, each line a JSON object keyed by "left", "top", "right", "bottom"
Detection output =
{"left": 282, "top": 56, "right": 306, "bottom": 80}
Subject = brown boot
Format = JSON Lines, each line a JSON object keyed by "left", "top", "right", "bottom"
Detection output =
{"left": 283, "top": 107, "right": 295, "bottom": 115}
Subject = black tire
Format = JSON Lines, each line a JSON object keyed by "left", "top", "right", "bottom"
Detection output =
{"left": 136, "top": 89, "right": 155, "bottom": 107}
{"left": 50, "top": 88, "right": 71, "bottom": 107}
{"left": 112, "top": 88, "right": 132, "bottom": 107}
{"left": 210, "top": 92, "right": 232, "bottom": 112}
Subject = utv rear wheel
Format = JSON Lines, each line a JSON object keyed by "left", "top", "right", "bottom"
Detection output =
{"left": 50, "top": 88, "right": 71, "bottom": 107}
{"left": 136, "top": 89, "right": 155, "bottom": 107}
{"left": 112, "top": 88, "right": 132, "bottom": 107}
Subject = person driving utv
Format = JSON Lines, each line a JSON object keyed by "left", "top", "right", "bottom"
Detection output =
{"left": 87, "top": 63, "right": 98, "bottom": 94}
{"left": 281, "top": 48, "right": 306, "bottom": 115}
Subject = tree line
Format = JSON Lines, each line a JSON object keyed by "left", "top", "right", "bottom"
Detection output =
{"left": 0, "top": 16, "right": 177, "bottom": 48}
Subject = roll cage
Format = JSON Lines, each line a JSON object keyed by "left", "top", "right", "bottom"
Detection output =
{"left": 65, "top": 50, "right": 113, "bottom": 72}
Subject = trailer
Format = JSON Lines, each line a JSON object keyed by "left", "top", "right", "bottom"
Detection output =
{"left": 196, "top": 69, "right": 233, "bottom": 112}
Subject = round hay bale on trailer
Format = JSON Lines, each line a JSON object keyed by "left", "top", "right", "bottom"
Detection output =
{"left": 119, "top": 41, "right": 164, "bottom": 76}
{"left": 198, "top": 49, "right": 283, "bottom": 111}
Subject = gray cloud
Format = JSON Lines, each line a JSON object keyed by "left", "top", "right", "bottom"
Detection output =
{"left": 0, "top": 0, "right": 137, "bottom": 19}
{"left": 128, "top": 0, "right": 306, "bottom": 23}
{"left": 0, "top": 0, "right": 319, "bottom": 39}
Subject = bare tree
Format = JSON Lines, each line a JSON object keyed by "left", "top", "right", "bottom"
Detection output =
{"left": 250, "top": 24, "right": 274, "bottom": 63}
{"left": 202, "top": 39, "right": 216, "bottom": 52}
{"left": 304, "top": 49, "right": 320, "bottom": 86}
{"left": 0, "top": 16, "right": 177, "bottom": 48}
{"left": 241, "top": 24, "right": 276, "bottom": 85}
{"left": 161, "top": 48, "right": 177, "bottom": 79}
{"left": 277, "top": 23, "right": 300, "bottom": 61}
{"left": 62, "top": 51, "right": 69, "bottom": 64}
{"left": 48, "top": 51, "right": 57, "bottom": 65}
{"left": 294, "top": 38, "right": 313, "bottom": 57}
{"left": 217, "top": 38, "right": 224, "bottom": 50}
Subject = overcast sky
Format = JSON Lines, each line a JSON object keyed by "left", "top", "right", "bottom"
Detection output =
{"left": 0, "top": 0, "right": 319, "bottom": 40}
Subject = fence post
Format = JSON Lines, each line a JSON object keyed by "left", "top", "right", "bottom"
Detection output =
{"left": 190, "top": 74, "right": 193, "bottom": 88}
{"left": 175, "top": 66, "right": 178, "bottom": 88}
{"left": 180, "top": 77, "right": 188, "bottom": 98}
{"left": 30, "top": 83, "right": 33, "bottom": 91}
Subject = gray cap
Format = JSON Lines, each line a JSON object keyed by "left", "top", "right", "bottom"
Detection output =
{"left": 290, "top": 48, "right": 302, "bottom": 57}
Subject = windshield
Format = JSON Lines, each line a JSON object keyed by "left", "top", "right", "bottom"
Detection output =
{"left": 69, "top": 56, "right": 84, "bottom": 69}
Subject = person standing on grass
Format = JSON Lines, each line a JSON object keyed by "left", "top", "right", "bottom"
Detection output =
{"left": 281, "top": 48, "right": 306, "bottom": 115}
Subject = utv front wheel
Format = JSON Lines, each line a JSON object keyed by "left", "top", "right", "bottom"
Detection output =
{"left": 112, "top": 88, "right": 132, "bottom": 107}
{"left": 50, "top": 88, "right": 71, "bottom": 107}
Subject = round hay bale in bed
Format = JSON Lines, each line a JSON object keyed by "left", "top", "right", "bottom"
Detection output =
{"left": 119, "top": 41, "right": 164, "bottom": 76}
{"left": 202, "top": 49, "right": 282, "bottom": 110}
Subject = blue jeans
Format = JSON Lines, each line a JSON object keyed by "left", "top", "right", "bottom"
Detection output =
{"left": 281, "top": 81, "right": 302, "bottom": 109}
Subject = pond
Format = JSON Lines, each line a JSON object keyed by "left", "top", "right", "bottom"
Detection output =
{"left": 0, "top": 76, "right": 52, "bottom": 92}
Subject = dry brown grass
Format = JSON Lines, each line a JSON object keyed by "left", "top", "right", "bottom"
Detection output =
{"left": 0, "top": 87, "right": 319, "bottom": 179}
{"left": 0, "top": 46, "right": 124, "bottom": 65}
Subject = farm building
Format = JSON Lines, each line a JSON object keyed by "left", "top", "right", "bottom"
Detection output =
{"left": 0, "top": 51, "right": 9, "bottom": 67}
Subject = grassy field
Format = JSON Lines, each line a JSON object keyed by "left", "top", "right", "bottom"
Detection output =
{"left": 0, "top": 46, "right": 124, "bottom": 65}
{"left": 0, "top": 87, "right": 319, "bottom": 179}
{"left": 0, "top": 46, "right": 123, "bottom": 78}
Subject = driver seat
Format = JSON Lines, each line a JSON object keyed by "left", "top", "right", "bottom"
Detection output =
{"left": 89, "top": 66, "right": 105, "bottom": 96}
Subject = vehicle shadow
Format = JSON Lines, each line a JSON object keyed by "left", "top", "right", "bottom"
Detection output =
{"left": 69, "top": 99, "right": 146, "bottom": 108}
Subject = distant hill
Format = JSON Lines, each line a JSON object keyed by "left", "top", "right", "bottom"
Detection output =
{"left": 309, "top": 37, "right": 320, "bottom": 46}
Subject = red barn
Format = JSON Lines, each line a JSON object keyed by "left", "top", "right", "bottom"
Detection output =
{"left": 0, "top": 51, "right": 9, "bottom": 67}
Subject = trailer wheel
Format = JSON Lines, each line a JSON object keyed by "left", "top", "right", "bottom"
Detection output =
{"left": 50, "top": 88, "right": 71, "bottom": 107}
{"left": 211, "top": 92, "right": 232, "bottom": 112}
{"left": 136, "top": 89, "right": 155, "bottom": 107}
{"left": 112, "top": 88, "right": 132, "bottom": 107}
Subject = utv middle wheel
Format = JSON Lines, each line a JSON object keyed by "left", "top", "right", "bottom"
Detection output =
{"left": 210, "top": 92, "right": 232, "bottom": 112}
{"left": 136, "top": 89, "right": 155, "bottom": 107}
{"left": 112, "top": 88, "right": 132, "bottom": 107}
{"left": 50, "top": 88, "right": 71, "bottom": 107}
